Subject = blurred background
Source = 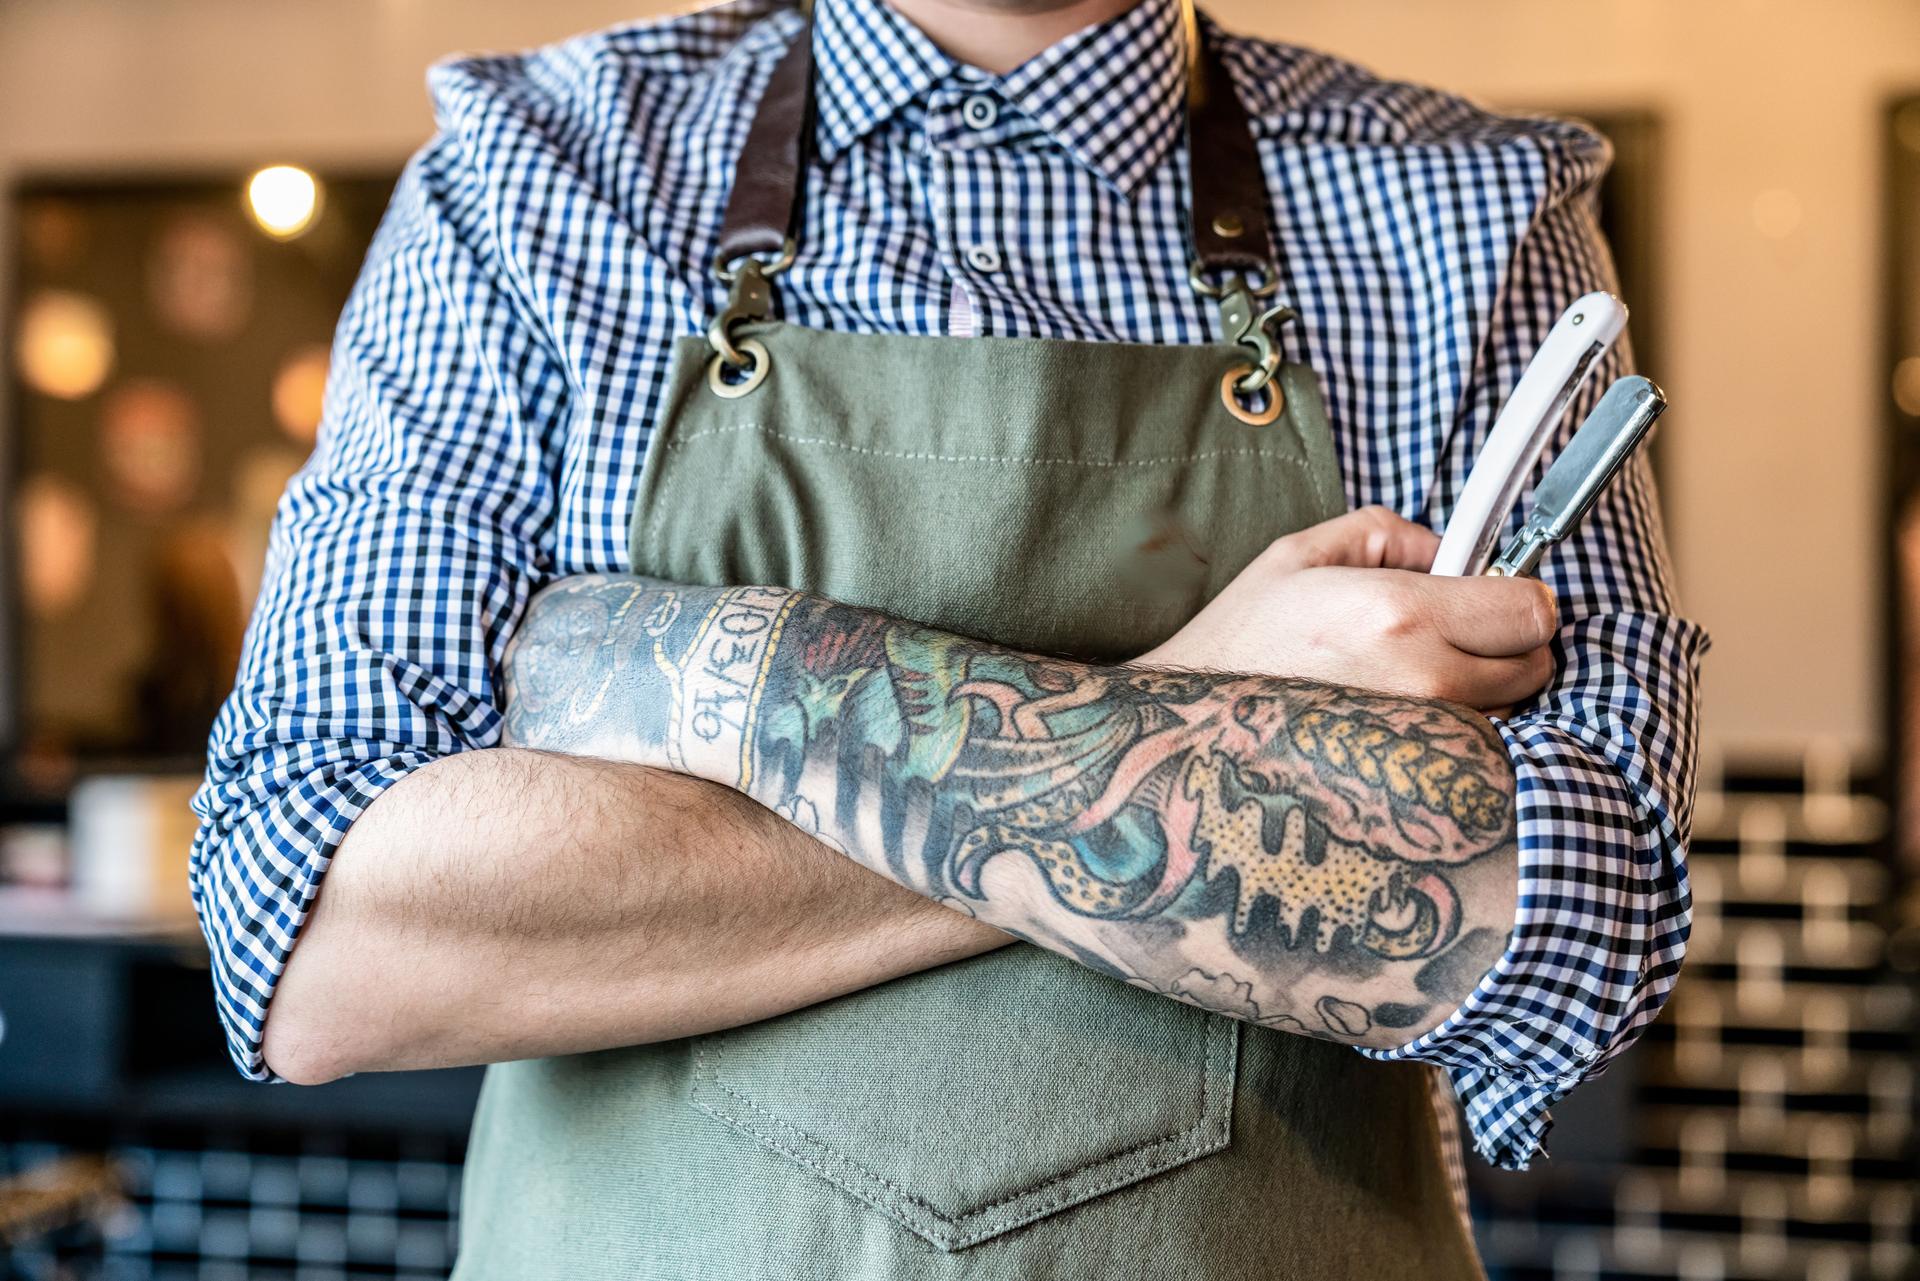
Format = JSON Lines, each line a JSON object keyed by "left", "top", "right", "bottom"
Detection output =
{"left": 0, "top": 0, "right": 1916, "bottom": 1277}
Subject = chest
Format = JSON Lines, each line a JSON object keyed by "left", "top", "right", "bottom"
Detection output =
{"left": 511, "top": 105, "right": 1545, "bottom": 573}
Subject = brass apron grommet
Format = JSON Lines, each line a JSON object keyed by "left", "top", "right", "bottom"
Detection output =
{"left": 707, "top": 339, "right": 771, "bottom": 399}
{"left": 1221, "top": 365, "right": 1283, "bottom": 426}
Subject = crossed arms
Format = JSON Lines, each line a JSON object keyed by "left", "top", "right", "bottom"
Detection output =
{"left": 498, "top": 571, "right": 1524, "bottom": 1049}
{"left": 261, "top": 510, "right": 1552, "bottom": 1081}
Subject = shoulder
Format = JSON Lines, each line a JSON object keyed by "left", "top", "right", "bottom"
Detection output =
{"left": 391, "top": 0, "right": 802, "bottom": 290}
{"left": 1214, "top": 22, "right": 1611, "bottom": 204}
{"left": 421, "top": 0, "right": 794, "bottom": 178}
{"left": 427, "top": 0, "right": 790, "bottom": 110}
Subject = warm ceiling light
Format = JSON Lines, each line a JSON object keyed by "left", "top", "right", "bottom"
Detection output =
{"left": 246, "top": 165, "right": 322, "bottom": 239}
{"left": 15, "top": 289, "right": 115, "bottom": 400}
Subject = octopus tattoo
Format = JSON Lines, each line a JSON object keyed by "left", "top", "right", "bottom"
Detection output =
{"left": 505, "top": 577, "right": 1521, "bottom": 1048}
{"left": 944, "top": 672, "right": 1507, "bottom": 960}
{"left": 743, "top": 611, "right": 1512, "bottom": 973}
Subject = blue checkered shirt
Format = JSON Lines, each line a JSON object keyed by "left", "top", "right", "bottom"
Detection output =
{"left": 190, "top": 0, "right": 1708, "bottom": 1170}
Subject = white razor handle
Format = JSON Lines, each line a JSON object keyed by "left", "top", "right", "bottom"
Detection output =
{"left": 1431, "top": 291, "right": 1628, "bottom": 577}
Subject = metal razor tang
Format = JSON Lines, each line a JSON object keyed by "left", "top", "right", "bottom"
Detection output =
{"left": 1487, "top": 375, "right": 1669, "bottom": 579}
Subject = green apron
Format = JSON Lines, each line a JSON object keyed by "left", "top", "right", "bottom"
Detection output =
{"left": 457, "top": 8, "right": 1481, "bottom": 1278}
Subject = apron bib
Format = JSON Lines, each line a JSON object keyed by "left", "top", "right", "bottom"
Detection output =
{"left": 458, "top": 7, "right": 1481, "bottom": 1278}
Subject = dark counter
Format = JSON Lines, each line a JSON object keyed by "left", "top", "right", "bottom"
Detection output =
{"left": 0, "top": 930, "right": 480, "bottom": 1138}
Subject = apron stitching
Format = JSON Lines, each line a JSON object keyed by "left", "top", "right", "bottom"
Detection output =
{"left": 690, "top": 1016, "right": 1235, "bottom": 1239}
{"left": 665, "top": 421, "right": 1322, "bottom": 470}
{"left": 1280, "top": 366, "right": 1349, "bottom": 516}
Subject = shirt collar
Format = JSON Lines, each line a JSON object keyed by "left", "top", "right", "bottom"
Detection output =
{"left": 812, "top": 0, "right": 1191, "bottom": 197}
{"left": 812, "top": 0, "right": 953, "bottom": 161}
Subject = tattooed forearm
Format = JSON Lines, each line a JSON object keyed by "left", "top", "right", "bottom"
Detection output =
{"left": 503, "top": 575, "right": 1519, "bottom": 1049}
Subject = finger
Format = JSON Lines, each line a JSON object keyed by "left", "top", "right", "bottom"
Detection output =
{"left": 1432, "top": 647, "right": 1557, "bottom": 711}
{"left": 1413, "top": 574, "right": 1559, "bottom": 658}
{"left": 1268, "top": 506, "right": 1440, "bottom": 573}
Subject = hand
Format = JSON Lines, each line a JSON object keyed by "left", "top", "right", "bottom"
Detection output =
{"left": 1135, "top": 506, "right": 1558, "bottom": 713}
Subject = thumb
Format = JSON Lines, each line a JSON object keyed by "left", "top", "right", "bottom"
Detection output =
{"left": 1414, "top": 573, "right": 1559, "bottom": 657}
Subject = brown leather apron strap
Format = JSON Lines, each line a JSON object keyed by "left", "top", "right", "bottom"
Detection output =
{"left": 1185, "top": 26, "right": 1274, "bottom": 279}
{"left": 712, "top": 3, "right": 1277, "bottom": 289}
{"left": 714, "top": 22, "right": 815, "bottom": 271}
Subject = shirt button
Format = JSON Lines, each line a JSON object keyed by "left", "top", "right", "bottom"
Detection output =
{"left": 964, "top": 245, "right": 1002, "bottom": 273}
{"left": 961, "top": 94, "right": 999, "bottom": 130}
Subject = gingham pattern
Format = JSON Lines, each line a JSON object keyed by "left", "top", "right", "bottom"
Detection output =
{"left": 190, "top": 0, "right": 1708, "bottom": 1170}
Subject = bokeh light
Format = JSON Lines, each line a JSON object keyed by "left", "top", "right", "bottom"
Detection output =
{"left": 21, "top": 199, "right": 86, "bottom": 272}
{"left": 15, "top": 289, "right": 115, "bottom": 400}
{"left": 1896, "top": 356, "right": 1920, "bottom": 417}
{"left": 150, "top": 215, "right": 253, "bottom": 340}
{"left": 246, "top": 164, "right": 323, "bottom": 240}
{"left": 19, "top": 474, "right": 99, "bottom": 617}
{"left": 272, "top": 344, "right": 331, "bottom": 444}
{"left": 101, "top": 379, "right": 203, "bottom": 513}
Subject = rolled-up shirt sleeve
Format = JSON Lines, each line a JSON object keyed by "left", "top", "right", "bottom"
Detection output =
{"left": 189, "top": 127, "right": 568, "bottom": 1080}
{"left": 1362, "top": 130, "right": 1710, "bottom": 1169}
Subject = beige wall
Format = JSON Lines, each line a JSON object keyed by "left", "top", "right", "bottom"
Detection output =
{"left": 4, "top": 0, "right": 1916, "bottom": 770}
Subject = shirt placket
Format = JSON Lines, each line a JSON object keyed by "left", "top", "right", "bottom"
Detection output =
{"left": 923, "top": 74, "right": 1022, "bottom": 339}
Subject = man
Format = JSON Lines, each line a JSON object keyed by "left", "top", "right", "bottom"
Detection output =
{"left": 191, "top": 0, "right": 1706, "bottom": 1275}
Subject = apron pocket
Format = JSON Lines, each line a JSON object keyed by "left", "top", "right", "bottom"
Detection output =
{"left": 689, "top": 945, "right": 1238, "bottom": 1252}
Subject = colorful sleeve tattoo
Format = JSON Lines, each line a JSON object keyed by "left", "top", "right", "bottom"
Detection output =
{"left": 502, "top": 575, "right": 1519, "bottom": 1049}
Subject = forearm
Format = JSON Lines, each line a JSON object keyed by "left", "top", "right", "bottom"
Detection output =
{"left": 263, "top": 747, "right": 1007, "bottom": 1083}
{"left": 514, "top": 575, "right": 1520, "bottom": 1051}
